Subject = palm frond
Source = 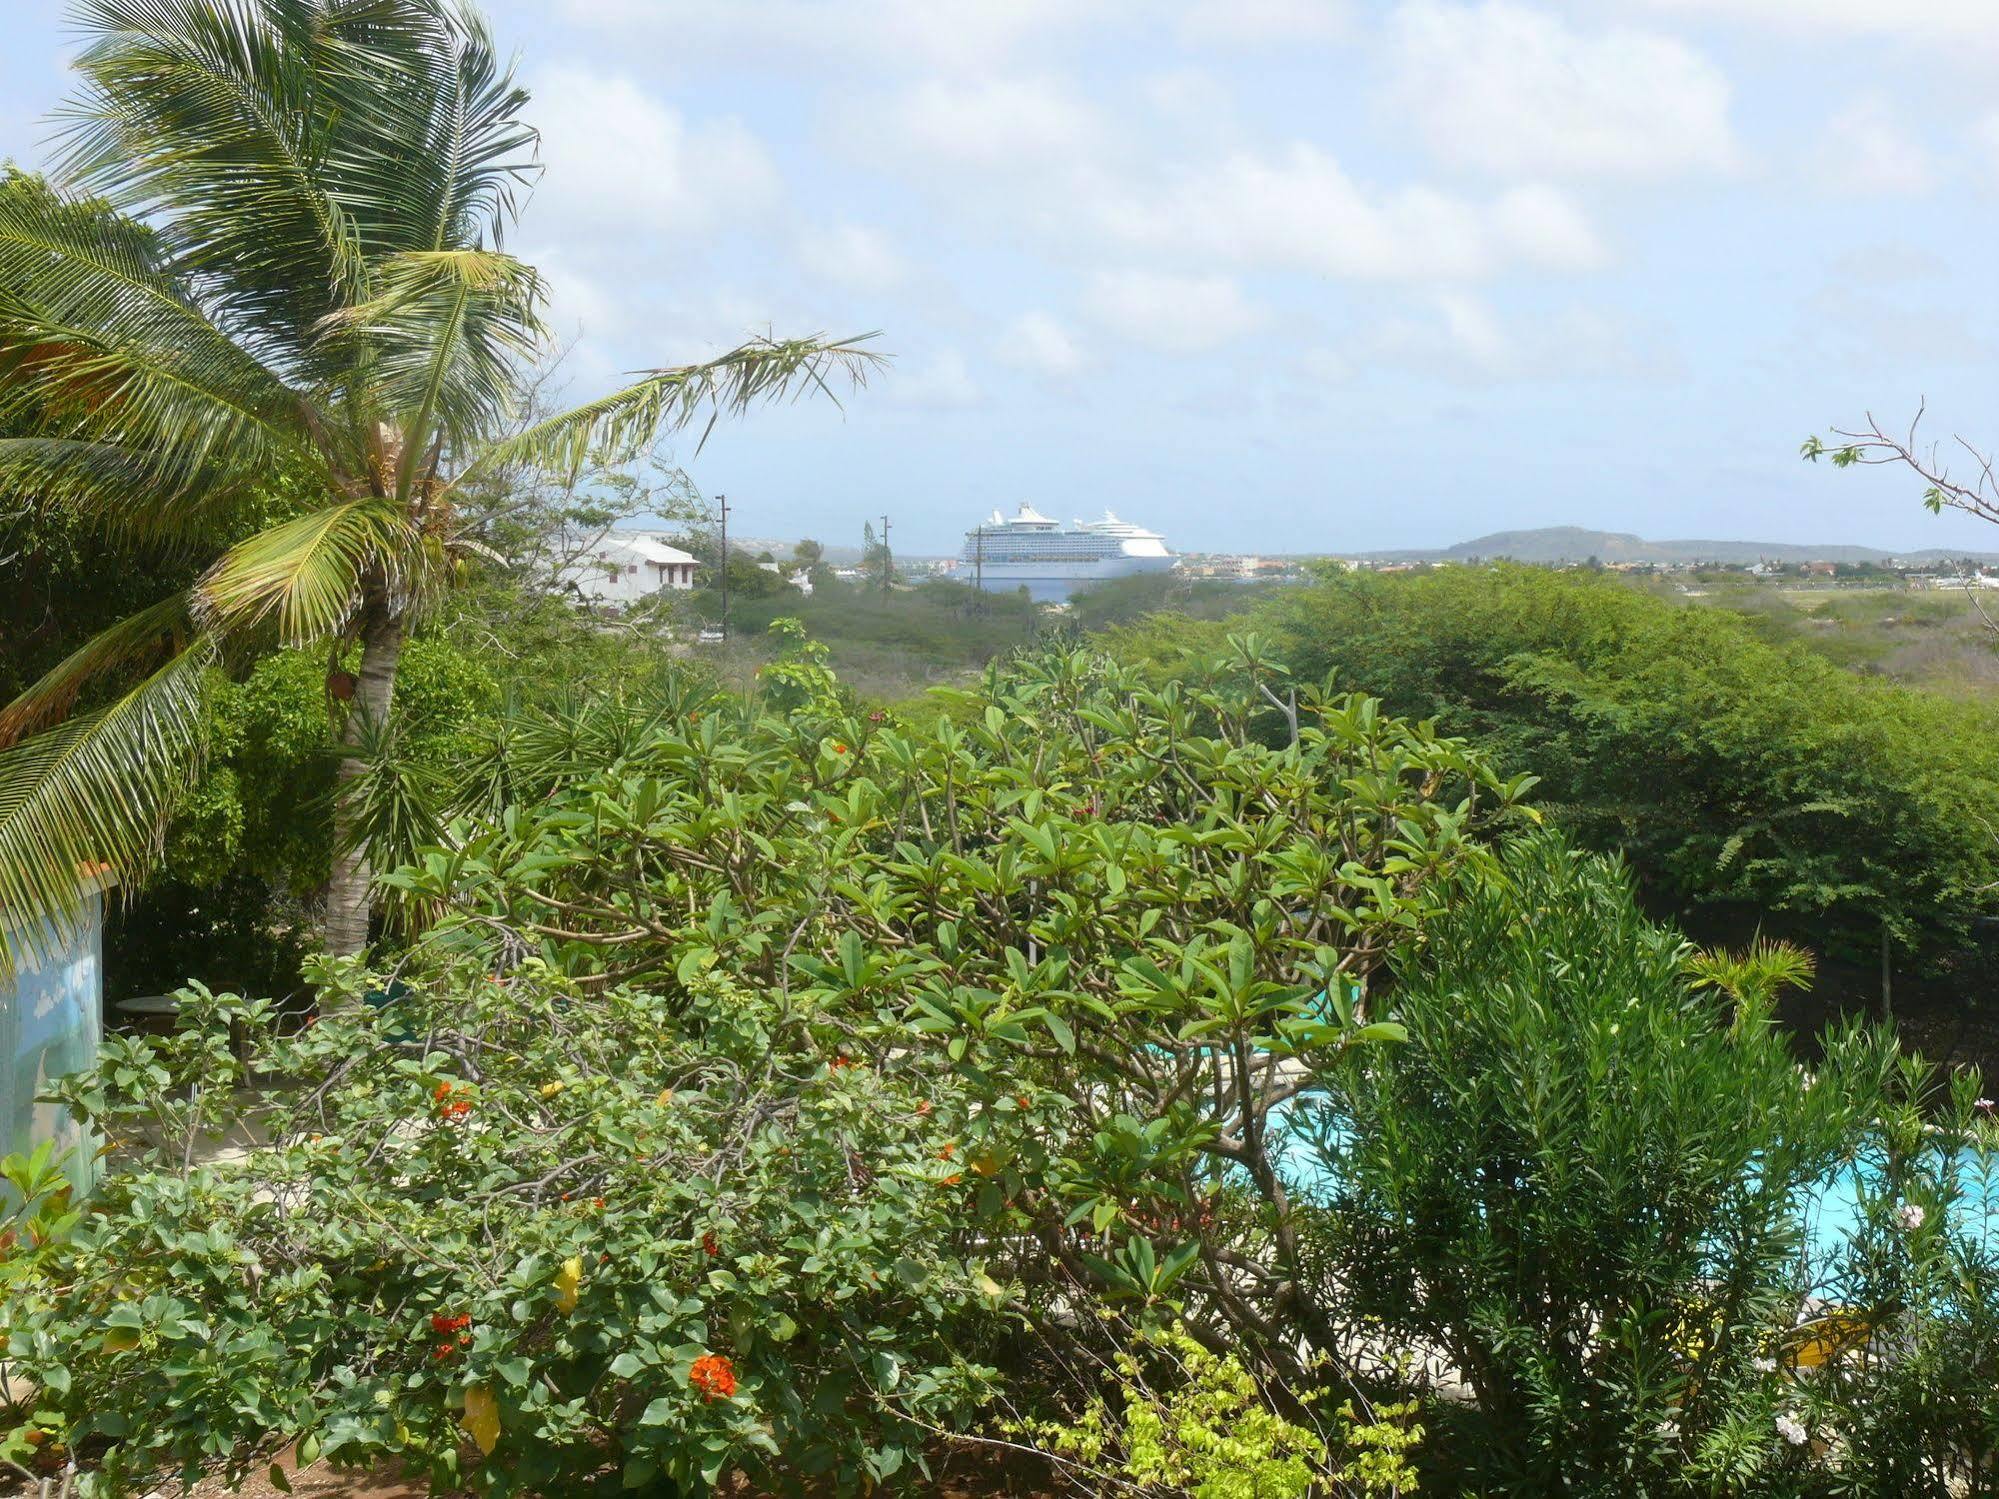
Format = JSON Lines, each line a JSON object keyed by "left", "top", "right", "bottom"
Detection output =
{"left": 0, "top": 180, "right": 320, "bottom": 477}
{"left": 316, "top": 0, "right": 538, "bottom": 255}
{"left": 196, "top": 496, "right": 418, "bottom": 642}
{"left": 0, "top": 641, "right": 216, "bottom": 977}
{"left": 0, "top": 437, "right": 254, "bottom": 546}
{"left": 451, "top": 333, "right": 885, "bottom": 490}
{"left": 55, "top": 0, "right": 369, "bottom": 369}
{"left": 0, "top": 591, "right": 196, "bottom": 748}
{"left": 315, "top": 248, "right": 543, "bottom": 492}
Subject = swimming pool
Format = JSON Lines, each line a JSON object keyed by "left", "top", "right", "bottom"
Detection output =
{"left": 1268, "top": 1103, "right": 1999, "bottom": 1269}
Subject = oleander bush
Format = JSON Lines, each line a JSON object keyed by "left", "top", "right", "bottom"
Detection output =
{"left": 1299, "top": 835, "right": 1913, "bottom": 1494}
{"left": 1799, "top": 1062, "right": 1999, "bottom": 1496}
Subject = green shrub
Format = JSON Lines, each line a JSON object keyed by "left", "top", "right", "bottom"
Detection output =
{"left": 6, "top": 972, "right": 1006, "bottom": 1495}
{"left": 382, "top": 641, "right": 1535, "bottom": 1401}
{"left": 1303, "top": 834, "right": 1902, "bottom": 1494}
{"left": 1006, "top": 1323, "right": 1422, "bottom": 1497}
{"left": 1177, "top": 564, "right": 1999, "bottom": 974}
{"left": 1801, "top": 1062, "right": 1999, "bottom": 1495}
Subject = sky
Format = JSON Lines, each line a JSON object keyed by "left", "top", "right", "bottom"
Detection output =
{"left": 6, "top": 0, "right": 1999, "bottom": 556}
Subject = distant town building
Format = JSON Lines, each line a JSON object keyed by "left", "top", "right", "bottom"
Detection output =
{"left": 559, "top": 529, "right": 699, "bottom": 606}
{"left": 759, "top": 560, "right": 815, "bottom": 595}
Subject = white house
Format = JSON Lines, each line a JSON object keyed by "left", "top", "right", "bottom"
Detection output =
{"left": 758, "top": 560, "right": 814, "bottom": 596}
{"left": 560, "top": 529, "right": 700, "bottom": 606}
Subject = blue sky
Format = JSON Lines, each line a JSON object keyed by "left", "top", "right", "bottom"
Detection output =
{"left": 6, "top": 0, "right": 1999, "bottom": 555}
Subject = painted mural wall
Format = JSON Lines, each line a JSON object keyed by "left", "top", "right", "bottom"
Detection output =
{"left": 1, "top": 893, "right": 103, "bottom": 1190}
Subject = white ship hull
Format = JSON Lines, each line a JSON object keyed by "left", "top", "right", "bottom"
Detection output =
{"left": 972, "top": 554, "right": 1177, "bottom": 585}
{"left": 963, "top": 505, "right": 1177, "bottom": 600}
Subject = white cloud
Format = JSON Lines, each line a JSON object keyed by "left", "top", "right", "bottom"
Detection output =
{"left": 1490, "top": 184, "right": 1611, "bottom": 271}
{"left": 1084, "top": 270, "right": 1266, "bottom": 353}
{"left": 1384, "top": 1, "right": 1738, "bottom": 179}
{"left": 1626, "top": 0, "right": 1999, "bottom": 51}
{"left": 528, "top": 247, "right": 619, "bottom": 339}
{"left": 997, "top": 312, "right": 1090, "bottom": 377}
{"left": 561, "top": 0, "right": 1353, "bottom": 70}
{"left": 797, "top": 224, "right": 908, "bottom": 292}
{"left": 1093, "top": 144, "right": 1605, "bottom": 278}
{"left": 844, "top": 75, "right": 1113, "bottom": 174}
{"left": 557, "top": 0, "right": 1126, "bottom": 74}
{"left": 1818, "top": 97, "right": 1934, "bottom": 197}
{"left": 522, "top": 67, "right": 779, "bottom": 240}
{"left": 887, "top": 348, "right": 982, "bottom": 407}
{"left": 1363, "top": 292, "right": 1676, "bottom": 382}
{"left": 1176, "top": 0, "right": 1352, "bottom": 46}
{"left": 1975, "top": 113, "right": 1999, "bottom": 189}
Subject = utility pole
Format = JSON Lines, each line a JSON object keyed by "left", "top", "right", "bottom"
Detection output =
{"left": 880, "top": 513, "right": 892, "bottom": 599}
{"left": 716, "top": 493, "right": 729, "bottom": 642}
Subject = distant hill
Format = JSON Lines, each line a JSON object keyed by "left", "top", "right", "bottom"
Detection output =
{"left": 1354, "top": 526, "right": 1999, "bottom": 566}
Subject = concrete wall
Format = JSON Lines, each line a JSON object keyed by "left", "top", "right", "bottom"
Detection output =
{"left": 1, "top": 894, "right": 103, "bottom": 1191}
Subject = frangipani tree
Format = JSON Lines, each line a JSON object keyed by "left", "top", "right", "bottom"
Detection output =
{"left": 0, "top": 0, "right": 877, "bottom": 965}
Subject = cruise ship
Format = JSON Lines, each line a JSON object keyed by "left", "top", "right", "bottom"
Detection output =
{"left": 962, "top": 505, "right": 1176, "bottom": 599}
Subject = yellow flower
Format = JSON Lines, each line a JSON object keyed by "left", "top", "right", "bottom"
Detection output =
{"left": 553, "top": 1256, "right": 584, "bottom": 1314}
{"left": 461, "top": 1385, "right": 501, "bottom": 1455}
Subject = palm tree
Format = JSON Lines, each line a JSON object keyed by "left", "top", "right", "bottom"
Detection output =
{"left": 0, "top": 0, "right": 878, "bottom": 968}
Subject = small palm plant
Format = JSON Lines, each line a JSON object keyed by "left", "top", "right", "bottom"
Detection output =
{"left": 0, "top": 0, "right": 877, "bottom": 966}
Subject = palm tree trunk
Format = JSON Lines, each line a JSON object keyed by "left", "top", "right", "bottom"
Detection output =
{"left": 325, "top": 606, "right": 404, "bottom": 957}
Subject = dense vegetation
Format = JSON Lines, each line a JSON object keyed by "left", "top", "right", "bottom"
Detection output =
{"left": 9, "top": 640, "right": 1998, "bottom": 1496}
{"left": 1109, "top": 565, "right": 1999, "bottom": 983}
{"left": 8, "top": 2, "right": 1999, "bottom": 1495}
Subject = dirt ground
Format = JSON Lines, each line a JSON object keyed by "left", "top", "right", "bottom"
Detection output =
{"left": 3, "top": 1443, "right": 1058, "bottom": 1498}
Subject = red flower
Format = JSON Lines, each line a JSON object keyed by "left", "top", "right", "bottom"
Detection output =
{"left": 430, "top": 1313, "right": 472, "bottom": 1334}
{"left": 702, "top": 1231, "right": 721, "bottom": 1258}
{"left": 690, "top": 1353, "right": 737, "bottom": 1402}
{"left": 915, "top": 1099, "right": 932, "bottom": 1117}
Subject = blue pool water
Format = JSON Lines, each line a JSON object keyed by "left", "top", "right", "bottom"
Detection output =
{"left": 1269, "top": 1108, "right": 1999, "bottom": 1268}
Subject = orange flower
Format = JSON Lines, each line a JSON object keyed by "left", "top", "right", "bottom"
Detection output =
{"left": 690, "top": 1353, "right": 737, "bottom": 1402}
{"left": 830, "top": 742, "right": 848, "bottom": 755}
{"left": 702, "top": 1231, "right": 721, "bottom": 1257}
{"left": 915, "top": 1099, "right": 932, "bottom": 1117}
{"left": 936, "top": 1141, "right": 956, "bottom": 1160}
{"left": 940, "top": 1173, "right": 962, "bottom": 1186}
